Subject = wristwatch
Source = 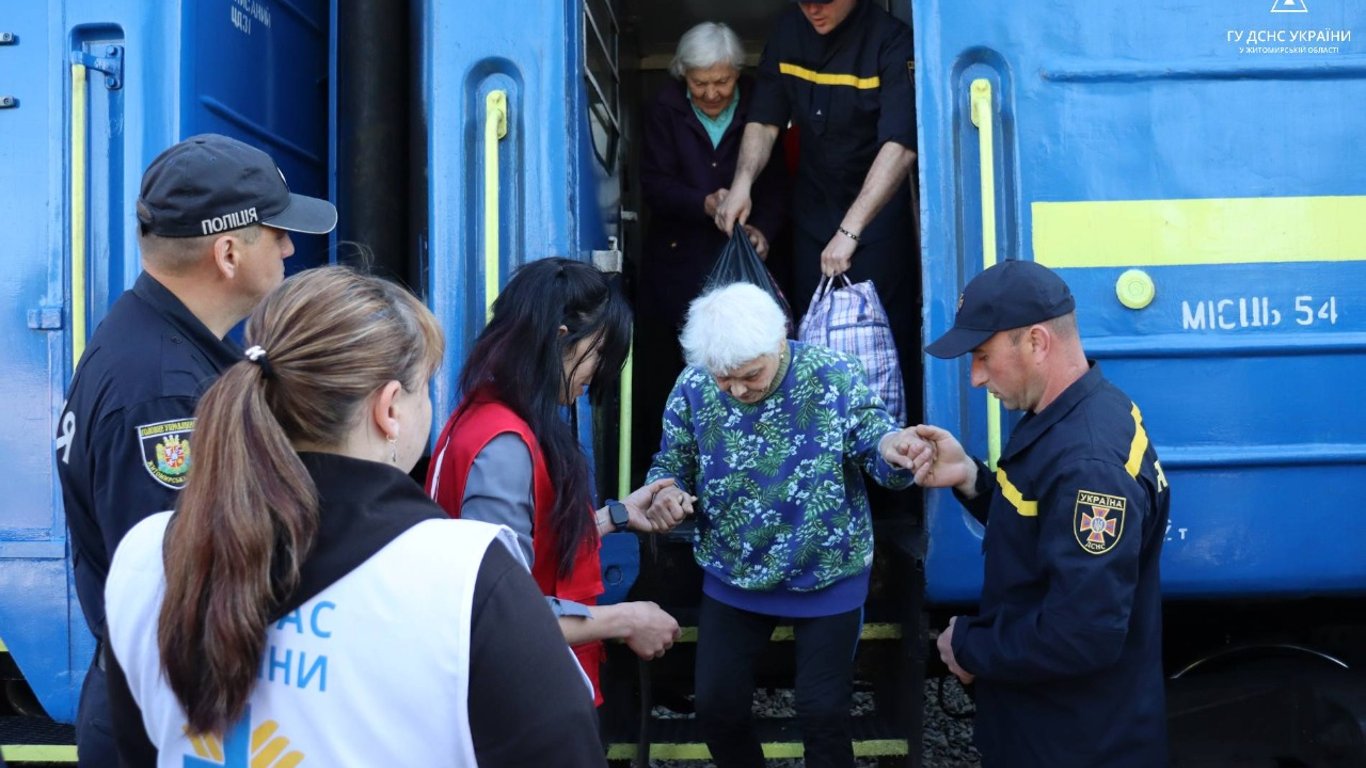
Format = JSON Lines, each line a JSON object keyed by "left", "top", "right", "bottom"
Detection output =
{"left": 605, "top": 499, "right": 629, "bottom": 532}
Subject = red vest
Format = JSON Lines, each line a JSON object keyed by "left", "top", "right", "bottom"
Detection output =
{"left": 426, "top": 396, "right": 605, "bottom": 704}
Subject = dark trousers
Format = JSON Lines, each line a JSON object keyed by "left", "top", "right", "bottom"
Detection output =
{"left": 76, "top": 658, "right": 117, "bottom": 768}
{"left": 695, "top": 595, "right": 862, "bottom": 768}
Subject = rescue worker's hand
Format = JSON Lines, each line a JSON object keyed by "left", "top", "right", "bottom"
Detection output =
{"left": 879, "top": 427, "right": 934, "bottom": 471}
{"left": 645, "top": 485, "right": 696, "bottom": 532}
{"left": 744, "top": 225, "right": 769, "bottom": 261}
{"left": 938, "top": 616, "right": 975, "bottom": 684}
{"left": 623, "top": 477, "right": 678, "bottom": 532}
{"left": 910, "top": 424, "right": 977, "bottom": 494}
{"left": 715, "top": 187, "right": 751, "bottom": 235}
{"left": 622, "top": 601, "right": 682, "bottom": 660}
{"left": 704, "top": 188, "right": 728, "bottom": 219}
{"left": 821, "top": 229, "right": 857, "bottom": 276}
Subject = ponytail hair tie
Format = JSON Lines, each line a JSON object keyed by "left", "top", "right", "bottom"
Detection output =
{"left": 244, "top": 345, "right": 275, "bottom": 380}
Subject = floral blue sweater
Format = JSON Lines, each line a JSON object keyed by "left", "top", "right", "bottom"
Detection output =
{"left": 647, "top": 342, "right": 913, "bottom": 616}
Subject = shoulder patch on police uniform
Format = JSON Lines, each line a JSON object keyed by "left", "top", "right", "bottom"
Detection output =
{"left": 136, "top": 418, "right": 195, "bottom": 489}
{"left": 1074, "top": 489, "right": 1125, "bottom": 555}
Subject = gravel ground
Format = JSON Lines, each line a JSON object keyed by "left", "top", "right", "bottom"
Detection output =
{"left": 648, "top": 680, "right": 981, "bottom": 767}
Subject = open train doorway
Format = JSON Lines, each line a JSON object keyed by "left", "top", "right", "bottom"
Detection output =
{"left": 603, "top": 1, "right": 927, "bottom": 764}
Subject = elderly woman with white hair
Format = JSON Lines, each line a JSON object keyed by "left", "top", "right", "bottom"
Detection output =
{"left": 645, "top": 282, "right": 924, "bottom": 768}
{"left": 634, "top": 21, "right": 788, "bottom": 480}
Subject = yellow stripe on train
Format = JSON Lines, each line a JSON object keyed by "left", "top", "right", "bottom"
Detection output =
{"left": 1033, "top": 195, "right": 1366, "bottom": 268}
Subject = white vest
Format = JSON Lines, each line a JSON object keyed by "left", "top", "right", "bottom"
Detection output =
{"left": 106, "top": 512, "right": 513, "bottom": 767}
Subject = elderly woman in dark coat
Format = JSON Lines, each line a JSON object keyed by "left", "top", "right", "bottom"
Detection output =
{"left": 635, "top": 21, "right": 788, "bottom": 467}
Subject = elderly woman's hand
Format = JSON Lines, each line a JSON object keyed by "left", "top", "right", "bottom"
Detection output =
{"left": 715, "top": 187, "right": 751, "bottom": 235}
{"left": 744, "top": 225, "right": 769, "bottom": 260}
{"left": 910, "top": 424, "right": 978, "bottom": 494}
{"left": 879, "top": 427, "right": 936, "bottom": 472}
{"left": 704, "top": 188, "right": 728, "bottom": 219}
{"left": 623, "top": 477, "right": 678, "bottom": 532}
{"left": 644, "top": 485, "right": 696, "bottom": 532}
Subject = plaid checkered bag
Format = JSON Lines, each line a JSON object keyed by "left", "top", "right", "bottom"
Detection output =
{"left": 797, "top": 275, "right": 906, "bottom": 425}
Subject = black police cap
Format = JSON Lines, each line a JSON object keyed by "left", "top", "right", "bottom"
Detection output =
{"left": 925, "top": 260, "right": 1076, "bottom": 359}
{"left": 135, "top": 133, "right": 337, "bottom": 238}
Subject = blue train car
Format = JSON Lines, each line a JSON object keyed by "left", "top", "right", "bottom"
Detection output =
{"left": 15, "top": 0, "right": 1366, "bottom": 763}
{"left": 4, "top": 1, "right": 929, "bottom": 762}
{"left": 0, "top": 0, "right": 331, "bottom": 730}
{"left": 915, "top": 0, "right": 1366, "bottom": 759}
{"left": 2, "top": 0, "right": 637, "bottom": 750}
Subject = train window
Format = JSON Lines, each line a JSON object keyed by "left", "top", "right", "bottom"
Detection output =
{"left": 584, "top": 0, "right": 620, "bottom": 171}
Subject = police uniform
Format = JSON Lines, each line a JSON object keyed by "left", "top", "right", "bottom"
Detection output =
{"left": 53, "top": 133, "right": 337, "bottom": 768}
{"left": 54, "top": 273, "right": 238, "bottom": 765}
{"left": 952, "top": 363, "right": 1170, "bottom": 768}
{"left": 57, "top": 273, "right": 238, "bottom": 640}
{"left": 748, "top": 0, "right": 918, "bottom": 368}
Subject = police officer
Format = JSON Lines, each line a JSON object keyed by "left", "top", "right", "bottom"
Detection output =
{"left": 906, "top": 261, "right": 1170, "bottom": 767}
{"left": 54, "top": 134, "right": 336, "bottom": 767}
{"left": 714, "top": 0, "right": 917, "bottom": 384}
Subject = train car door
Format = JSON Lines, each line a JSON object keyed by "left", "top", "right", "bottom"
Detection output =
{"left": 417, "top": 0, "right": 624, "bottom": 438}
{"left": 0, "top": 0, "right": 88, "bottom": 726}
{"left": 914, "top": 1, "right": 1366, "bottom": 604}
{"left": 0, "top": 0, "right": 329, "bottom": 723}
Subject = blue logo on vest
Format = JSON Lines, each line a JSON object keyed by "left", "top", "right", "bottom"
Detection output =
{"left": 184, "top": 705, "right": 306, "bottom": 767}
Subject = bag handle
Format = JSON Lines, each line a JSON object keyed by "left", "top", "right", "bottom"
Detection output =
{"left": 809, "top": 274, "right": 855, "bottom": 305}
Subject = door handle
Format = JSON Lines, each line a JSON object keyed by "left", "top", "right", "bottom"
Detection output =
{"left": 970, "top": 77, "right": 1002, "bottom": 469}
{"left": 483, "top": 90, "right": 508, "bottom": 321}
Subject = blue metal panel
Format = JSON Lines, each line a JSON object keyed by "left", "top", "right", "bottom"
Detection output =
{"left": 0, "top": 0, "right": 83, "bottom": 723}
{"left": 182, "top": 0, "right": 331, "bottom": 273}
{"left": 916, "top": 0, "right": 1366, "bottom": 603}
{"left": 419, "top": 0, "right": 600, "bottom": 425}
{"left": 0, "top": 0, "right": 329, "bottom": 721}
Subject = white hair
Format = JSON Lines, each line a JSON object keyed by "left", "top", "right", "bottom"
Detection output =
{"left": 669, "top": 22, "right": 745, "bottom": 79}
{"left": 680, "top": 282, "right": 787, "bottom": 374}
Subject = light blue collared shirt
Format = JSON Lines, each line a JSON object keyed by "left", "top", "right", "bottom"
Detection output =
{"left": 688, "top": 86, "right": 739, "bottom": 148}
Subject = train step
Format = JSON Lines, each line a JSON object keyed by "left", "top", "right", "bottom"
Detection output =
{"left": 669, "top": 622, "right": 903, "bottom": 644}
{"left": 605, "top": 711, "right": 908, "bottom": 762}
{"left": 0, "top": 716, "right": 76, "bottom": 764}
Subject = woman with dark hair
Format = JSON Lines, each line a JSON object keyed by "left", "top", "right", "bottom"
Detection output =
{"left": 427, "top": 257, "right": 683, "bottom": 706}
{"left": 103, "top": 266, "right": 605, "bottom": 765}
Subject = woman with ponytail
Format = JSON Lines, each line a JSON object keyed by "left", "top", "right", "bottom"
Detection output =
{"left": 102, "top": 266, "right": 605, "bottom": 766}
{"left": 427, "top": 257, "right": 683, "bottom": 706}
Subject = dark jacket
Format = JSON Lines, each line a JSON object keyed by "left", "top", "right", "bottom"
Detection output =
{"left": 953, "top": 363, "right": 1170, "bottom": 768}
{"left": 638, "top": 75, "right": 787, "bottom": 331}
{"left": 56, "top": 272, "right": 240, "bottom": 638}
{"left": 749, "top": 0, "right": 915, "bottom": 245}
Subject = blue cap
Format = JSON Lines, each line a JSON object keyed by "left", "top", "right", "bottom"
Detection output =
{"left": 925, "top": 260, "right": 1076, "bottom": 359}
{"left": 136, "top": 134, "right": 337, "bottom": 238}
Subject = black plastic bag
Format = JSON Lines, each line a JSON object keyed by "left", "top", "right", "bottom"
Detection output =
{"left": 702, "top": 226, "right": 793, "bottom": 335}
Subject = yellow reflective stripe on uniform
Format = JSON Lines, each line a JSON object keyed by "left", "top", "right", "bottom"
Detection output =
{"left": 995, "top": 468, "right": 1038, "bottom": 517}
{"left": 778, "top": 62, "right": 880, "bottom": 89}
{"left": 1126, "top": 403, "right": 1149, "bottom": 479}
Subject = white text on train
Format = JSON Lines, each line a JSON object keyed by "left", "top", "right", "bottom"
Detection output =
{"left": 1180, "top": 296, "right": 1339, "bottom": 331}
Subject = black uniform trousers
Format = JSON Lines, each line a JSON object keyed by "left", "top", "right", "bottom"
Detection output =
{"left": 76, "top": 652, "right": 116, "bottom": 768}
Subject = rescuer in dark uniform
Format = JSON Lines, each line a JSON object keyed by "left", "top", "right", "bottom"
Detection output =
{"left": 54, "top": 134, "right": 336, "bottom": 767}
{"left": 715, "top": 0, "right": 917, "bottom": 405}
{"left": 907, "top": 261, "right": 1170, "bottom": 768}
